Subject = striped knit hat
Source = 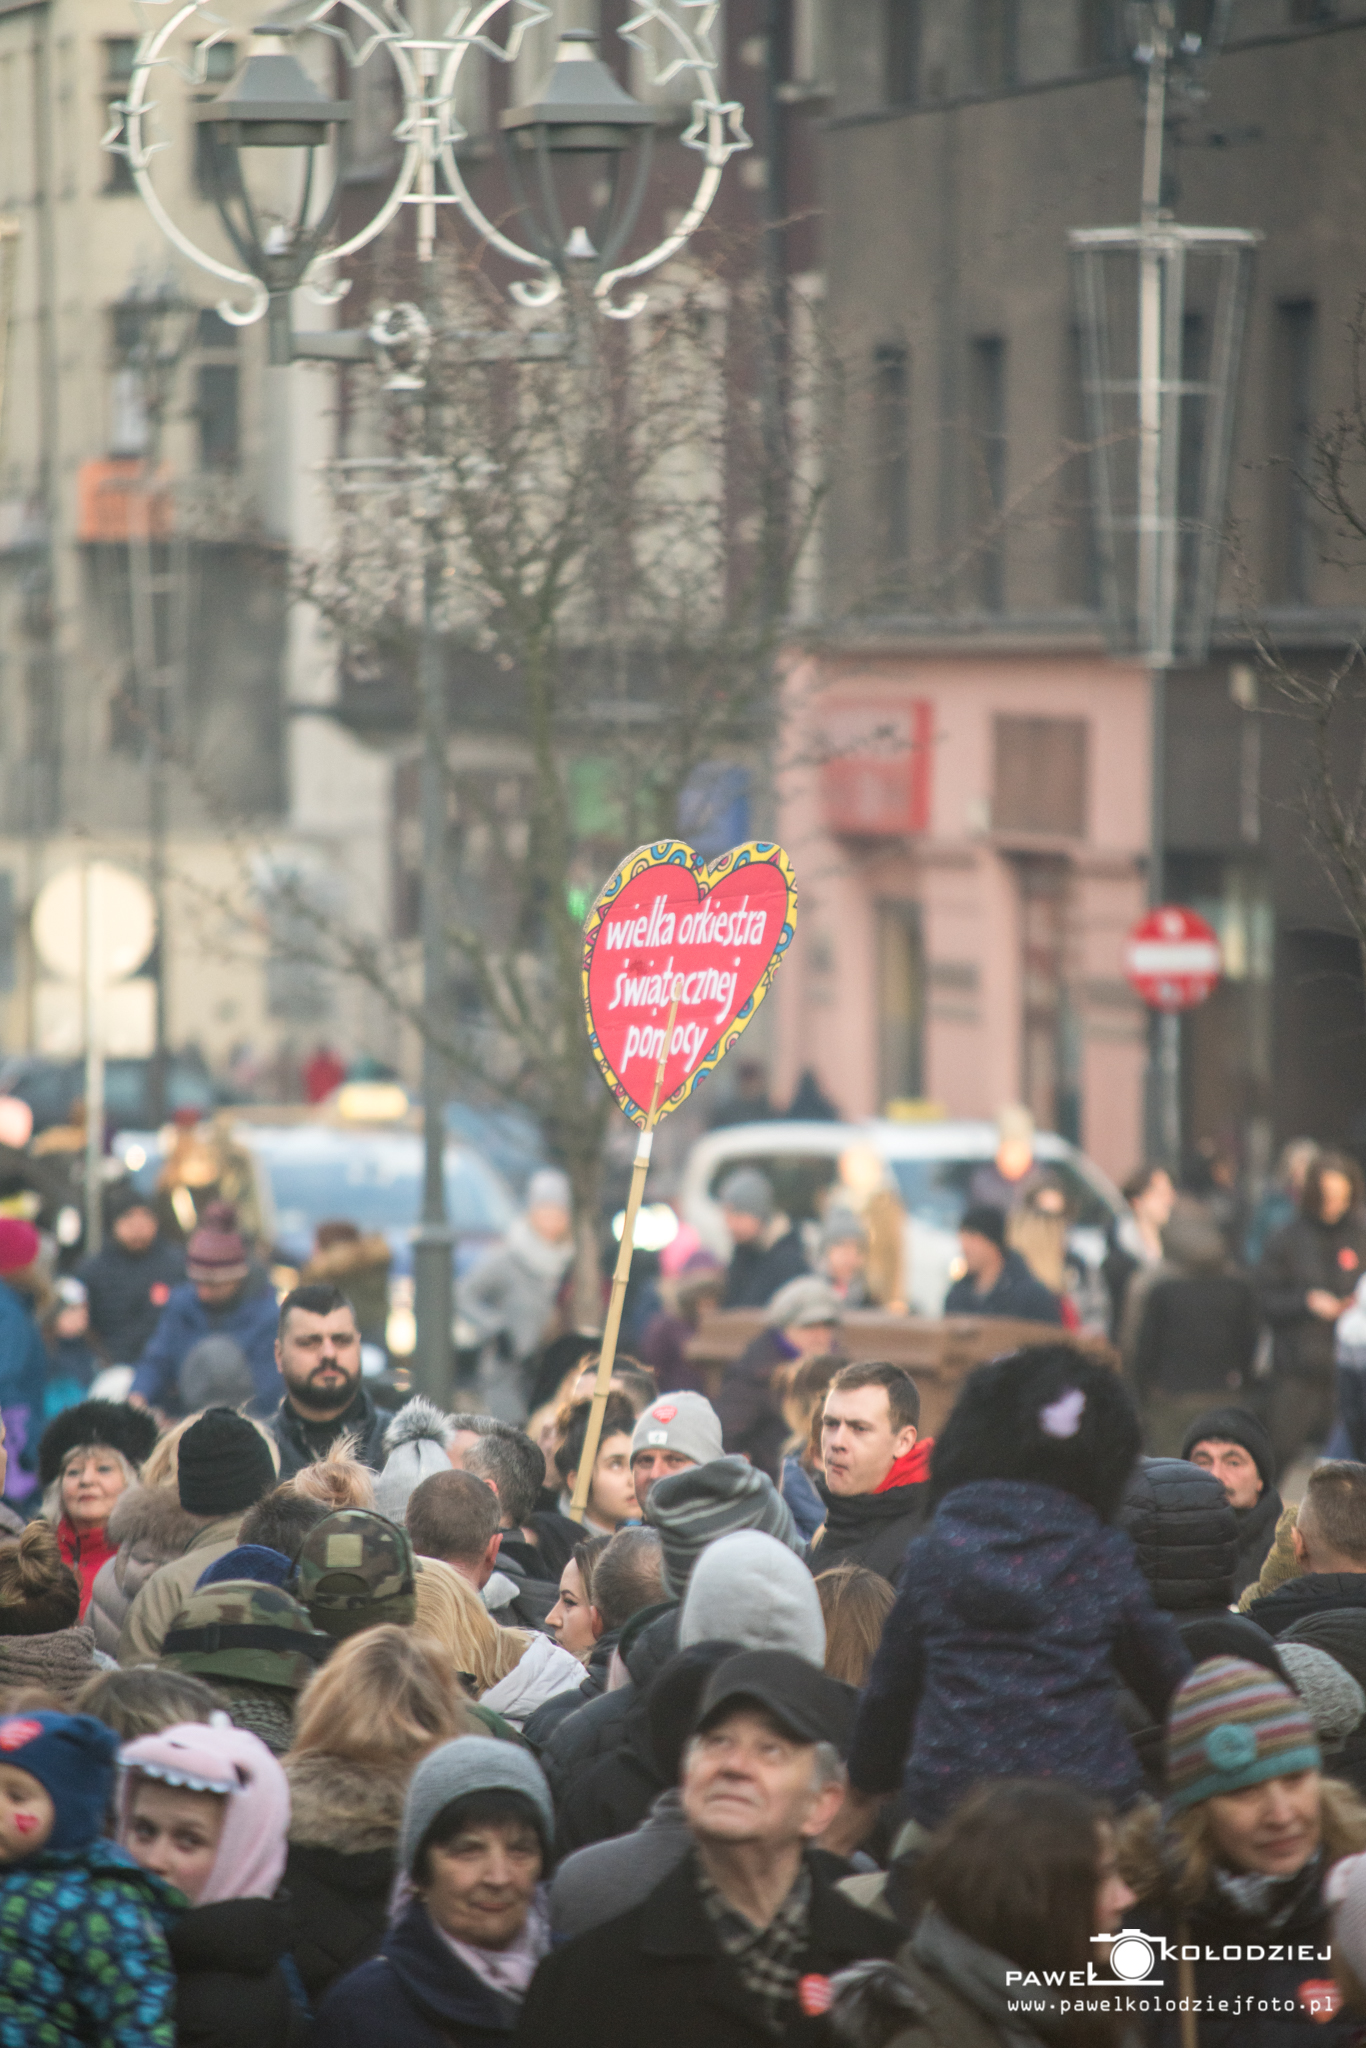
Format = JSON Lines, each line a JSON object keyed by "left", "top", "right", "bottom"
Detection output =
{"left": 1166, "top": 1655, "right": 1321, "bottom": 1812}
{"left": 644, "top": 1454, "right": 803, "bottom": 1597}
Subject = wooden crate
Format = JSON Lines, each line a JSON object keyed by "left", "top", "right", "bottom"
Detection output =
{"left": 686, "top": 1309, "right": 1119, "bottom": 1439}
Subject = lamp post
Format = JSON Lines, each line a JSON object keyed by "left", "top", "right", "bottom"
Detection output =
{"left": 109, "top": 0, "right": 747, "bottom": 1398}
{"left": 1068, "top": 3, "right": 1259, "bottom": 1168}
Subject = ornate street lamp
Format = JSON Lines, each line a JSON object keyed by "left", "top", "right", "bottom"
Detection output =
{"left": 106, "top": 0, "right": 750, "bottom": 1400}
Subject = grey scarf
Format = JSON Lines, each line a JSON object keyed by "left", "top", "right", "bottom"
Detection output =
{"left": 910, "top": 1905, "right": 1053, "bottom": 2048}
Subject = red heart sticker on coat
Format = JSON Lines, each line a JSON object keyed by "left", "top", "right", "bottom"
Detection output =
{"left": 1339, "top": 1249, "right": 1359, "bottom": 1273}
{"left": 150, "top": 1283, "right": 171, "bottom": 1306}
{"left": 798, "top": 1976, "right": 832, "bottom": 2017}
{"left": 582, "top": 840, "right": 797, "bottom": 1129}
{"left": 1297, "top": 1981, "right": 1343, "bottom": 2022}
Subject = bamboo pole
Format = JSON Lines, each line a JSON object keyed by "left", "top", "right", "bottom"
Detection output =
{"left": 568, "top": 980, "right": 682, "bottom": 1524}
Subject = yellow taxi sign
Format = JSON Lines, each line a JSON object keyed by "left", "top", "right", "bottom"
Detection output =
{"left": 336, "top": 1082, "right": 409, "bottom": 1123}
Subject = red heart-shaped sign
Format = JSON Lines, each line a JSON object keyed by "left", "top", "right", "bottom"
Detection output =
{"left": 582, "top": 839, "right": 798, "bottom": 1128}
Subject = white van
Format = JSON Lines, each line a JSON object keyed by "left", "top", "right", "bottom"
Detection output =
{"left": 679, "top": 1119, "right": 1128, "bottom": 1320}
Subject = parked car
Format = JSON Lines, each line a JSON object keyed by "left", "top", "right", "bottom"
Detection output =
{"left": 0, "top": 1051, "right": 232, "bottom": 1134}
{"left": 678, "top": 1118, "right": 1128, "bottom": 1320}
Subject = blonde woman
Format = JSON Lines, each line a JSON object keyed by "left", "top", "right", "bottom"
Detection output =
{"left": 286, "top": 1435, "right": 377, "bottom": 1513}
{"left": 413, "top": 1557, "right": 583, "bottom": 1730}
{"left": 284, "top": 1623, "right": 472, "bottom": 2001}
{"left": 36, "top": 1398, "right": 159, "bottom": 1619}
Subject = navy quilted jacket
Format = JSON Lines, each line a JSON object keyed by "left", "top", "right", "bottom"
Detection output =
{"left": 847, "top": 1479, "right": 1192, "bottom": 1826}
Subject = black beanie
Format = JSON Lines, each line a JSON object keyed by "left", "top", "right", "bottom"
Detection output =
{"left": 1179, "top": 1405, "right": 1275, "bottom": 1494}
{"left": 177, "top": 1408, "right": 277, "bottom": 1516}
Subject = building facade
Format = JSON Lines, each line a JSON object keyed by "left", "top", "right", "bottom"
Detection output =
{"left": 772, "top": 0, "right": 1366, "bottom": 1185}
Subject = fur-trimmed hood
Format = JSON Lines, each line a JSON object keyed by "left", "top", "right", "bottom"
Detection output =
{"left": 105, "top": 1482, "right": 215, "bottom": 1559}
{"left": 302, "top": 1234, "right": 392, "bottom": 1284}
{"left": 285, "top": 1751, "right": 409, "bottom": 1854}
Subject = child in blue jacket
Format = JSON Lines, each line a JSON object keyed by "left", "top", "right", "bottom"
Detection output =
{"left": 847, "top": 1345, "right": 1192, "bottom": 1828}
{"left": 0, "top": 1709, "right": 176, "bottom": 2047}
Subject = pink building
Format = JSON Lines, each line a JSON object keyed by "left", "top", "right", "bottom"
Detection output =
{"left": 772, "top": 643, "right": 1153, "bottom": 1185}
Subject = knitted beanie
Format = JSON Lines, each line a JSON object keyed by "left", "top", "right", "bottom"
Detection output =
{"left": 178, "top": 1336, "right": 256, "bottom": 1414}
{"left": 645, "top": 1454, "right": 803, "bottom": 1597}
{"left": 196, "top": 1545, "right": 294, "bottom": 1593}
{"left": 678, "top": 1531, "right": 826, "bottom": 1666}
{"left": 1276, "top": 1643, "right": 1366, "bottom": 1744}
{"left": 717, "top": 1169, "right": 774, "bottom": 1223}
{"left": 399, "top": 1736, "right": 554, "bottom": 1875}
{"left": 177, "top": 1409, "right": 277, "bottom": 1516}
{"left": 185, "top": 1202, "right": 249, "bottom": 1286}
{"left": 0, "top": 1218, "right": 40, "bottom": 1274}
{"left": 0, "top": 1711, "right": 118, "bottom": 1852}
{"left": 1166, "top": 1655, "right": 1321, "bottom": 1812}
{"left": 1179, "top": 1406, "right": 1275, "bottom": 1494}
{"left": 631, "top": 1392, "right": 724, "bottom": 1471}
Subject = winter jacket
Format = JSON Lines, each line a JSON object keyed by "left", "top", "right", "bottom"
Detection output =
{"left": 479, "top": 1632, "right": 588, "bottom": 1730}
{"left": 0, "top": 1622, "right": 105, "bottom": 1706}
{"left": 131, "top": 1272, "right": 281, "bottom": 1415}
{"left": 1116, "top": 1456, "right": 1238, "bottom": 1614}
{"left": 520, "top": 1630, "right": 619, "bottom": 1751}
{"left": 463, "top": 1218, "right": 573, "bottom": 1369}
{"left": 942, "top": 1249, "right": 1063, "bottom": 1326}
{"left": 549, "top": 1787, "right": 692, "bottom": 1940}
{"left": 829, "top": 1912, "right": 1057, "bottom": 2048}
{"left": 0, "top": 1274, "right": 51, "bottom": 1512}
{"left": 88, "top": 1486, "right": 216, "bottom": 1660}
{"left": 715, "top": 1326, "right": 801, "bottom": 1482}
{"left": 807, "top": 1460, "right": 933, "bottom": 1587}
{"left": 1248, "top": 1570, "right": 1366, "bottom": 1636}
{"left": 553, "top": 1678, "right": 664, "bottom": 1859}
{"left": 117, "top": 1514, "right": 244, "bottom": 1665}
{"left": 517, "top": 1849, "right": 901, "bottom": 2048}
{"left": 315, "top": 1897, "right": 523, "bottom": 2048}
{"left": 77, "top": 1235, "right": 186, "bottom": 1367}
{"left": 539, "top": 1607, "right": 679, "bottom": 1808}
{"left": 270, "top": 1380, "right": 388, "bottom": 1480}
{"left": 167, "top": 1896, "right": 306, "bottom": 2048}
{"left": 1129, "top": 1212, "right": 1261, "bottom": 1396}
{"left": 1233, "top": 1485, "right": 1284, "bottom": 1600}
{"left": 482, "top": 1559, "right": 559, "bottom": 1636}
{"left": 283, "top": 1751, "right": 406, "bottom": 2001}
{"left": 638, "top": 1309, "right": 709, "bottom": 1396}
{"left": 1259, "top": 1210, "right": 1366, "bottom": 1382}
{"left": 1132, "top": 1844, "right": 1357, "bottom": 2048}
{"left": 781, "top": 1457, "right": 826, "bottom": 1542}
{"left": 847, "top": 1479, "right": 1191, "bottom": 1827}
{"left": 0, "top": 1838, "right": 177, "bottom": 2047}
{"left": 720, "top": 1220, "right": 809, "bottom": 1311}
{"left": 55, "top": 1513, "right": 119, "bottom": 1618}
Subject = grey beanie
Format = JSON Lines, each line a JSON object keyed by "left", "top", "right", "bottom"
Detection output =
{"left": 631, "top": 1391, "right": 724, "bottom": 1470}
{"left": 820, "top": 1207, "right": 868, "bottom": 1254}
{"left": 718, "top": 1168, "right": 775, "bottom": 1224}
{"left": 645, "top": 1453, "right": 803, "bottom": 1596}
{"left": 178, "top": 1336, "right": 256, "bottom": 1413}
{"left": 678, "top": 1531, "right": 826, "bottom": 1666}
{"left": 374, "top": 1397, "right": 455, "bottom": 1522}
{"left": 766, "top": 1275, "right": 842, "bottom": 1329}
{"left": 400, "top": 1737, "right": 555, "bottom": 1875}
{"left": 527, "top": 1168, "right": 571, "bottom": 1212}
{"left": 1277, "top": 1642, "right": 1366, "bottom": 1744}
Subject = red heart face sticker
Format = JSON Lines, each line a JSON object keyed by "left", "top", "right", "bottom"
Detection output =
{"left": 1296, "top": 1980, "right": 1342, "bottom": 2023}
{"left": 582, "top": 839, "right": 797, "bottom": 1128}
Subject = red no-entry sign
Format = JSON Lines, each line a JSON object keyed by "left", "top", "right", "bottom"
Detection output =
{"left": 1124, "top": 905, "right": 1222, "bottom": 1012}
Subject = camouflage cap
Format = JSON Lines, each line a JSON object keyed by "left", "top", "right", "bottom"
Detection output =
{"left": 293, "top": 1508, "right": 417, "bottom": 1641}
{"left": 160, "top": 1580, "right": 333, "bottom": 1692}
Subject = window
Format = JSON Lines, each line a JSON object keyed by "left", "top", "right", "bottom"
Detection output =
{"left": 1273, "top": 300, "right": 1317, "bottom": 604}
{"left": 872, "top": 344, "right": 911, "bottom": 596}
{"left": 969, "top": 336, "right": 1007, "bottom": 611}
{"left": 193, "top": 43, "right": 237, "bottom": 198}
{"left": 885, "top": 0, "right": 921, "bottom": 105}
{"left": 971, "top": 0, "right": 1019, "bottom": 91}
{"left": 195, "top": 309, "right": 239, "bottom": 470}
{"left": 877, "top": 901, "right": 924, "bottom": 1109}
{"left": 993, "top": 716, "right": 1088, "bottom": 837}
{"left": 103, "top": 38, "right": 137, "bottom": 192}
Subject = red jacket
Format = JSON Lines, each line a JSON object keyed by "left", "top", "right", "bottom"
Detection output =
{"left": 56, "top": 1516, "right": 118, "bottom": 1618}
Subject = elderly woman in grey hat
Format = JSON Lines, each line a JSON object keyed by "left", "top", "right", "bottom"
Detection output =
{"left": 314, "top": 1737, "right": 555, "bottom": 2047}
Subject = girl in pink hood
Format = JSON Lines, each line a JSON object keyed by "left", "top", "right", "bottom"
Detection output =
{"left": 118, "top": 1714, "right": 307, "bottom": 2048}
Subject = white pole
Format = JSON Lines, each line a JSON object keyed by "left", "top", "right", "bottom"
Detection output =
{"left": 83, "top": 862, "right": 104, "bottom": 1255}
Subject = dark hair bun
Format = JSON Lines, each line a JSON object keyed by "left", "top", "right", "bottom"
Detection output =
{"left": 0, "top": 1522, "right": 81, "bottom": 1636}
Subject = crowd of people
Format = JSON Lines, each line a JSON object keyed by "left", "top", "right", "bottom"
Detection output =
{"left": 7, "top": 1130, "right": 1366, "bottom": 2044}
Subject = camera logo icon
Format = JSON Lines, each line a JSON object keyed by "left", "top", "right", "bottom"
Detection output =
{"left": 1094, "top": 1929, "right": 1162, "bottom": 1986}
